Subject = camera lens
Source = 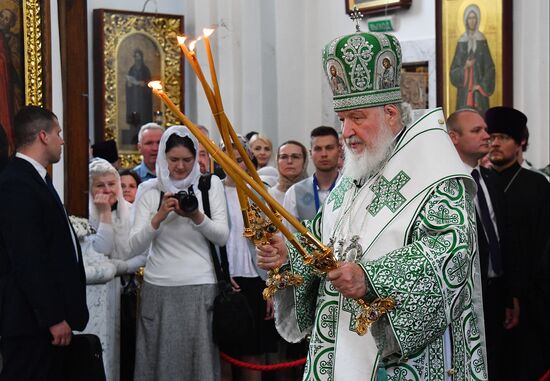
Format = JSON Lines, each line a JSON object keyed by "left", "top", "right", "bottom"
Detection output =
{"left": 174, "top": 190, "right": 199, "bottom": 213}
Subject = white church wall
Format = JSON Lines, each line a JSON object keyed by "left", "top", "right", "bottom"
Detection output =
{"left": 48, "top": 0, "right": 549, "bottom": 195}
{"left": 50, "top": 0, "right": 64, "bottom": 196}
{"left": 514, "top": 1, "right": 549, "bottom": 168}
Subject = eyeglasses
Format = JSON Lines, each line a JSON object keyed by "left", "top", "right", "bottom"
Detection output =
{"left": 278, "top": 154, "right": 303, "bottom": 162}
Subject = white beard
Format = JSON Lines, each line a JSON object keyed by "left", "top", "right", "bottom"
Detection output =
{"left": 342, "top": 122, "right": 395, "bottom": 181}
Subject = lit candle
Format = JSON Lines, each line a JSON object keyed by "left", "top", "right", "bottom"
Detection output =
{"left": 177, "top": 33, "right": 255, "bottom": 228}
{"left": 198, "top": 28, "right": 266, "bottom": 189}
{"left": 176, "top": 35, "right": 217, "bottom": 112}
{"left": 177, "top": 31, "right": 265, "bottom": 199}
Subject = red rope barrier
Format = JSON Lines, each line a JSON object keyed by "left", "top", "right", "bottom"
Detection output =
{"left": 220, "top": 352, "right": 306, "bottom": 371}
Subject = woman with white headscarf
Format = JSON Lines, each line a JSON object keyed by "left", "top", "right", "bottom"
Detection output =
{"left": 86, "top": 158, "right": 136, "bottom": 378}
{"left": 88, "top": 158, "right": 132, "bottom": 262}
{"left": 130, "top": 126, "right": 229, "bottom": 381}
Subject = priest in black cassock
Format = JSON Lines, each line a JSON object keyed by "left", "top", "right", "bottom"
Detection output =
{"left": 486, "top": 106, "right": 550, "bottom": 380}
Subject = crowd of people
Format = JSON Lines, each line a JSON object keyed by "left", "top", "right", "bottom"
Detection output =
{"left": 0, "top": 29, "right": 549, "bottom": 381}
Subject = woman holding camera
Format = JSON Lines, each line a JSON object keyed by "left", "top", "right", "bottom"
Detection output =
{"left": 130, "top": 126, "right": 229, "bottom": 381}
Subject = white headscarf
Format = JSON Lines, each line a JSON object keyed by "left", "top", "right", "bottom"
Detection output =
{"left": 459, "top": 4, "right": 485, "bottom": 51}
{"left": 135, "top": 125, "right": 201, "bottom": 201}
{"left": 88, "top": 158, "right": 132, "bottom": 259}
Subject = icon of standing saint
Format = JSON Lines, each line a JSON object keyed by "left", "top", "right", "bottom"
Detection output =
{"left": 450, "top": 4, "right": 495, "bottom": 114}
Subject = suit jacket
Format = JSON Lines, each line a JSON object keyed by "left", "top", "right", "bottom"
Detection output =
{"left": 0, "top": 157, "right": 88, "bottom": 337}
{"left": 476, "top": 167, "right": 517, "bottom": 298}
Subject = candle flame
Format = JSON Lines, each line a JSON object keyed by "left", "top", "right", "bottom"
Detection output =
{"left": 203, "top": 27, "right": 215, "bottom": 37}
{"left": 188, "top": 39, "right": 198, "bottom": 52}
{"left": 176, "top": 35, "right": 187, "bottom": 45}
{"left": 148, "top": 81, "right": 163, "bottom": 90}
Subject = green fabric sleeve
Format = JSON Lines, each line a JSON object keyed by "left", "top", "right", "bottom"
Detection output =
{"left": 362, "top": 178, "right": 477, "bottom": 358}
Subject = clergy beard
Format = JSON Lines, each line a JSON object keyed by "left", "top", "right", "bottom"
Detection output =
{"left": 489, "top": 154, "right": 516, "bottom": 169}
{"left": 342, "top": 122, "right": 395, "bottom": 181}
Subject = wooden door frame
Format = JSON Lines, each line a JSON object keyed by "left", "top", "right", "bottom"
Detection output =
{"left": 58, "top": 0, "right": 89, "bottom": 216}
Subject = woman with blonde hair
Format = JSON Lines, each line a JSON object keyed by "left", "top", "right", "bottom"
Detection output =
{"left": 250, "top": 134, "right": 279, "bottom": 187}
{"left": 249, "top": 134, "right": 273, "bottom": 169}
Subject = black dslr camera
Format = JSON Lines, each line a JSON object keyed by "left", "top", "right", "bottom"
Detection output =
{"left": 172, "top": 186, "right": 199, "bottom": 213}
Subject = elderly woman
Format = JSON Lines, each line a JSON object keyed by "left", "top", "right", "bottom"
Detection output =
{"left": 87, "top": 158, "right": 145, "bottom": 373}
{"left": 130, "top": 125, "right": 229, "bottom": 381}
{"left": 87, "top": 158, "right": 132, "bottom": 262}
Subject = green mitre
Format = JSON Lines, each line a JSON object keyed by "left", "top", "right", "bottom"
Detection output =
{"left": 323, "top": 32, "right": 403, "bottom": 112}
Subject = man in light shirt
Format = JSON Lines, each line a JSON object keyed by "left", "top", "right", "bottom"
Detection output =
{"left": 133, "top": 123, "right": 164, "bottom": 181}
{"left": 283, "top": 126, "right": 341, "bottom": 232}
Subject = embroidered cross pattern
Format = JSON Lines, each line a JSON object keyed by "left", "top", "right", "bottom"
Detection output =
{"left": 447, "top": 252, "right": 469, "bottom": 284}
{"left": 368, "top": 171, "right": 410, "bottom": 216}
{"left": 319, "top": 304, "right": 339, "bottom": 340}
{"left": 424, "top": 233, "right": 452, "bottom": 254}
{"left": 317, "top": 350, "right": 334, "bottom": 378}
{"left": 427, "top": 205, "right": 460, "bottom": 225}
{"left": 342, "top": 35, "right": 373, "bottom": 91}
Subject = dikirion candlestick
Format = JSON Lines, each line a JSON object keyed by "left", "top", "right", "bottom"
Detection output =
{"left": 148, "top": 38, "right": 391, "bottom": 336}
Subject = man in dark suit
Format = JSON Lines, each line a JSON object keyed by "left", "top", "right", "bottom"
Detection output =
{"left": 0, "top": 106, "right": 89, "bottom": 380}
{"left": 448, "top": 108, "right": 519, "bottom": 380}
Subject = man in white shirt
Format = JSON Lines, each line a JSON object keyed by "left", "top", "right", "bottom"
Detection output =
{"left": 283, "top": 126, "right": 341, "bottom": 232}
{"left": 0, "top": 106, "right": 89, "bottom": 380}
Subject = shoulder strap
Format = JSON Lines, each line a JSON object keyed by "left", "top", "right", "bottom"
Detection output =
{"left": 157, "top": 191, "right": 164, "bottom": 211}
{"left": 198, "top": 175, "right": 231, "bottom": 285}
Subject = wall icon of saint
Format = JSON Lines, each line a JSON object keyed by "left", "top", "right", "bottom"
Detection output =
{"left": 126, "top": 48, "right": 152, "bottom": 131}
{"left": 117, "top": 33, "right": 161, "bottom": 149}
{"left": 0, "top": 6, "right": 23, "bottom": 151}
{"left": 450, "top": 4, "right": 495, "bottom": 114}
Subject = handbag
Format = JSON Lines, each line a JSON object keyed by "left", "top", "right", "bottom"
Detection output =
{"left": 64, "top": 333, "right": 106, "bottom": 381}
{"left": 198, "top": 175, "right": 255, "bottom": 349}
